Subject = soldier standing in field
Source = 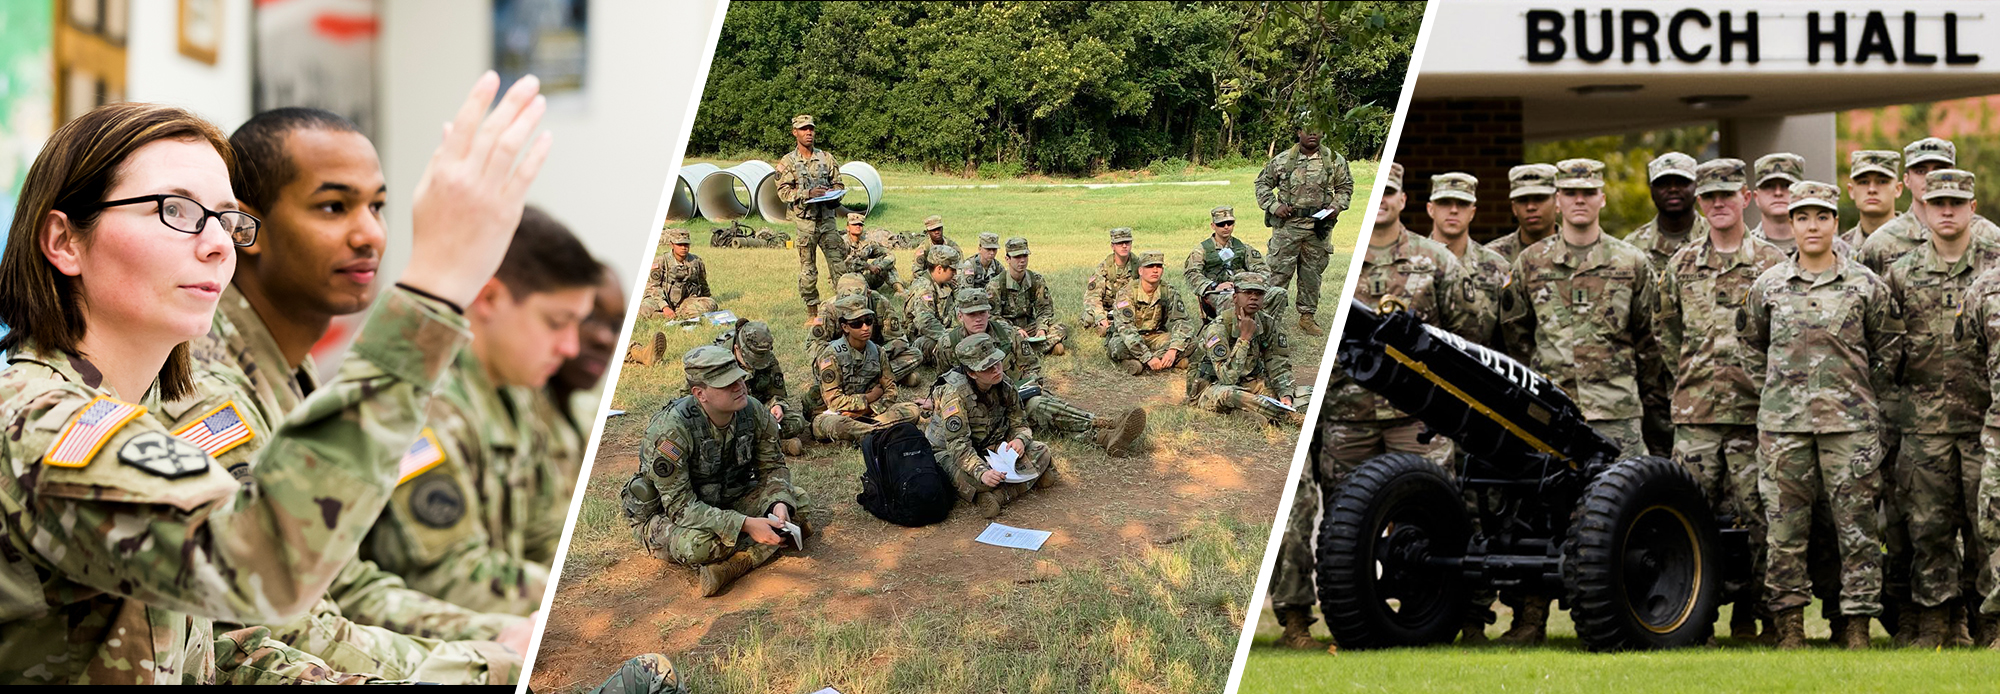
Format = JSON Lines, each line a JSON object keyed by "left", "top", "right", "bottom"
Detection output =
{"left": 1081, "top": 227, "right": 1142, "bottom": 337}
{"left": 1484, "top": 164, "right": 1559, "bottom": 261}
{"left": 1256, "top": 118, "right": 1352, "bottom": 334}
{"left": 774, "top": 114, "right": 848, "bottom": 320}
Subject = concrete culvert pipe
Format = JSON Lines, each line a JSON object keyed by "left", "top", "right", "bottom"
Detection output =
{"left": 696, "top": 160, "right": 776, "bottom": 221}
{"left": 668, "top": 162, "right": 718, "bottom": 222}
{"left": 839, "top": 161, "right": 883, "bottom": 214}
{"left": 754, "top": 163, "right": 789, "bottom": 224}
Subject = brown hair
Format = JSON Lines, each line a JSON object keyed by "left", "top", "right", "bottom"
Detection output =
{"left": 0, "top": 102, "right": 236, "bottom": 400}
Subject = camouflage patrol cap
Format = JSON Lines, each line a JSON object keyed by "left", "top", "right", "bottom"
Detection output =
{"left": 831, "top": 293, "right": 875, "bottom": 321}
{"left": 791, "top": 114, "right": 815, "bottom": 129}
{"left": 1430, "top": 172, "right": 1477, "bottom": 203}
{"left": 1005, "top": 236, "right": 1031, "bottom": 257}
{"left": 1109, "top": 227, "right": 1134, "bottom": 244}
{"left": 733, "top": 321, "right": 777, "bottom": 370}
{"left": 1232, "top": 271, "right": 1272, "bottom": 293}
{"left": 1648, "top": 151, "right": 1697, "bottom": 182}
{"left": 978, "top": 232, "right": 1001, "bottom": 249}
{"left": 665, "top": 228, "right": 692, "bottom": 245}
{"left": 1753, "top": 153, "right": 1804, "bottom": 187}
{"left": 1923, "top": 169, "right": 1977, "bottom": 201}
{"left": 1786, "top": 180, "right": 1840, "bottom": 212}
{"left": 847, "top": 212, "right": 866, "bottom": 226}
{"left": 835, "top": 272, "right": 869, "bottom": 297}
{"left": 1508, "top": 164, "right": 1558, "bottom": 198}
{"left": 923, "top": 214, "right": 945, "bottom": 231}
{"left": 1849, "top": 150, "right": 1900, "bottom": 180}
{"left": 955, "top": 333, "right": 1008, "bottom": 372}
{"left": 1210, "top": 205, "right": 1236, "bottom": 224}
{"left": 1385, "top": 162, "right": 1405, "bottom": 192}
{"left": 1553, "top": 158, "right": 1606, "bottom": 189}
{"left": 925, "top": 244, "right": 962, "bottom": 266}
{"left": 1138, "top": 251, "right": 1166, "bottom": 267}
{"left": 683, "top": 345, "right": 749, "bottom": 388}
{"left": 955, "top": 286, "right": 993, "bottom": 313}
{"left": 1906, "top": 137, "right": 1956, "bottom": 168}
{"left": 1694, "top": 158, "right": 1747, "bottom": 195}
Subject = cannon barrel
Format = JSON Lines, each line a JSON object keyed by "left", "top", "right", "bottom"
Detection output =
{"left": 1339, "top": 299, "right": 1620, "bottom": 471}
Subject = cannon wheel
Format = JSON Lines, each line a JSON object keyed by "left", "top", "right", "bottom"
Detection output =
{"left": 1317, "top": 452, "right": 1470, "bottom": 649}
{"left": 1563, "top": 455, "right": 1723, "bottom": 651}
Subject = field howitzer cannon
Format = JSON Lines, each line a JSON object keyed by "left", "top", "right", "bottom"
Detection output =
{"left": 1316, "top": 298, "right": 1750, "bottom": 652}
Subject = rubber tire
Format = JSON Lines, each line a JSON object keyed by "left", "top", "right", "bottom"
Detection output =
{"left": 1318, "top": 452, "right": 1471, "bottom": 650}
{"left": 1563, "top": 455, "right": 1724, "bottom": 652}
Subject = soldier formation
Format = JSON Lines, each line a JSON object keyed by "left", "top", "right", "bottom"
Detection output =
{"left": 1280, "top": 135, "right": 2000, "bottom": 654}
{"left": 622, "top": 113, "right": 1342, "bottom": 598}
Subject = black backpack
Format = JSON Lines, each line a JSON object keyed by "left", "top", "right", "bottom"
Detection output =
{"left": 857, "top": 421, "right": 955, "bottom": 526}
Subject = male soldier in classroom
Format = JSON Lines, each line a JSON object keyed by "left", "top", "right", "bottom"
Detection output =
{"left": 774, "top": 114, "right": 849, "bottom": 319}
{"left": 644, "top": 227, "right": 718, "bottom": 319}
{"left": 944, "top": 287, "right": 1148, "bottom": 457}
{"left": 929, "top": 333, "right": 1060, "bottom": 518}
{"left": 716, "top": 320, "right": 808, "bottom": 456}
{"left": 363, "top": 208, "right": 601, "bottom": 615}
{"left": 1187, "top": 271, "right": 1301, "bottom": 426}
{"left": 911, "top": 214, "right": 963, "bottom": 280}
{"left": 961, "top": 232, "right": 1005, "bottom": 290}
{"left": 906, "top": 245, "right": 964, "bottom": 366}
{"left": 807, "top": 273, "right": 921, "bottom": 385}
{"left": 843, "top": 212, "right": 902, "bottom": 297}
{"left": 810, "top": 294, "right": 923, "bottom": 444}
{"left": 1884, "top": 169, "right": 1996, "bottom": 648}
{"left": 1500, "top": 158, "right": 1663, "bottom": 456}
{"left": 1861, "top": 137, "right": 2000, "bottom": 274}
{"left": 1747, "top": 153, "right": 1806, "bottom": 255}
{"left": 1256, "top": 115, "right": 1353, "bottom": 334}
{"left": 1483, "top": 163, "right": 1560, "bottom": 261}
{"left": 623, "top": 346, "right": 813, "bottom": 597}
{"left": 544, "top": 267, "right": 626, "bottom": 489}
{"left": 1186, "top": 205, "right": 1270, "bottom": 319}
{"left": 1081, "top": 227, "right": 1142, "bottom": 337}
{"left": 1105, "top": 250, "right": 1196, "bottom": 376}
{"left": 988, "top": 236, "right": 1068, "bottom": 356}
{"left": 1845, "top": 150, "right": 1905, "bottom": 249}
{"left": 1653, "top": 157, "right": 1789, "bottom": 642}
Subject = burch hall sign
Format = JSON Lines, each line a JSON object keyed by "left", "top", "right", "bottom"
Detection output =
{"left": 1523, "top": 9, "right": 1982, "bottom": 65}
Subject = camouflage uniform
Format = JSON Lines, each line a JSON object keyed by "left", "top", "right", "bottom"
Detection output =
{"left": 810, "top": 296, "right": 923, "bottom": 443}
{"left": 808, "top": 274, "right": 920, "bottom": 385}
{"left": 1426, "top": 173, "right": 1506, "bottom": 344}
{"left": 1482, "top": 164, "right": 1561, "bottom": 262}
{"left": 927, "top": 335, "right": 1052, "bottom": 506}
{"left": 1081, "top": 227, "right": 1142, "bottom": 335}
{"left": 843, "top": 213, "right": 903, "bottom": 296}
{"left": 943, "top": 288, "right": 1113, "bottom": 448}
{"left": 589, "top": 653, "right": 688, "bottom": 694}
{"left": 905, "top": 246, "right": 963, "bottom": 366}
{"left": 362, "top": 347, "right": 555, "bottom": 615}
{"left": 775, "top": 115, "right": 850, "bottom": 311}
{"left": 1964, "top": 267, "right": 2000, "bottom": 619}
{"left": 528, "top": 387, "right": 588, "bottom": 518}
{"left": 1256, "top": 142, "right": 1353, "bottom": 320}
{"left": 0, "top": 288, "right": 467, "bottom": 683}
{"left": 1627, "top": 159, "right": 1711, "bottom": 458}
{"left": 1185, "top": 206, "right": 1274, "bottom": 316}
{"left": 715, "top": 321, "right": 808, "bottom": 443}
{"left": 910, "top": 215, "right": 964, "bottom": 280}
{"left": 988, "top": 237, "right": 1066, "bottom": 354}
{"left": 1187, "top": 273, "right": 1298, "bottom": 424}
{"left": 959, "top": 232, "right": 1005, "bottom": 291}
{"left": 1744, "top": 184, "right": 1905, "bottom": 617}
{"left": 1105, "top": 252, "right": 1196, "bottom": 373}
{"left": 645, "top": 229, "right": 719, "bottom": 317}
{"left": 1858, "top": 138, "right": 2000, "bottom": 275}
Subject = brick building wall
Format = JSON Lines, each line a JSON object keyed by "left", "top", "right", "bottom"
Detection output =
{"left": 1392, "top": 98, "right": 1524, "bottom": 244}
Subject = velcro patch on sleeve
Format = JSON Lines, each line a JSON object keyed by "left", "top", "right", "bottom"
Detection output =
{"left": 171, "top": 401, "right": 255, "bottom": 458}
{"left": 658, "top": 437, "right": 684, "bottom": 462}
{"left": 44, "top": 396, "right": 147, "bottom": 468}
{"left": 396, "top": 428, "right": 448, "bottom": 485}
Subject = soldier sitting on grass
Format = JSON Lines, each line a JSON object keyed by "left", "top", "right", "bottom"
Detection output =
{"left": 1106, "top": 250, "right": 1196, "bottom": 375}
{"left": 1081, "top": 227, "right": 1142, "bottom": 337}
{"left": 987, "top": 236, "right": 1067, "bottom": 355}
{"left": 929, "top": 334, "right": 1061, "bottom": 518}
{"left": 809, "top": 294, "right": 923, "bottom": 444}
{"left": 645, "top": 227, "right": 718, "bottom": 319}
{"left": 1187, "top": 272, "right": 1301, "bottom": 426}
{"left": 944, "top": 287, "right": 1147, "bottom": 458}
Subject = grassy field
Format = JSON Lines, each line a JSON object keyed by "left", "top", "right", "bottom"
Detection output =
{"left": 1240, "top": 602, "right": 2000, "bottom": 693}
{"left": 531, "top": 160, "right": 1375, "bottom": 693}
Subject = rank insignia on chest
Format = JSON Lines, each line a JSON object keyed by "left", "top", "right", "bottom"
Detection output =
{"left": 44, "top": 396, "right": 146, "bottom": 468}
{"left": 397, "top": 428, "right": 448, "bottom": 484}
{"left": 172, "top": 401, "right": 255, "bottom": 458}
{"left": 1572, "top": 288, "right": 1589, "bottom": 304}
{"left": 1370, "top": 278, "right": 1387, "bottom": 295}
{"left": 1947, "top": 291, "right": 1960, "bottom": 309}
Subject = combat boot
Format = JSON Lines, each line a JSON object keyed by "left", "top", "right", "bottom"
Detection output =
{"left": 1092, "top": 408, "right": 1148, "bottom": 458}
{"left": 1729, "top": 605, "right": 1758, "bottom": 640}
{"left": 1838, "top": 614, "right": 1872, "bottom": 650}
{"left": 1033, "top": 465, "right": 1062, "bottom": 489}
{"left": 1298, "top": 314, "right": 1322, "bottom": 334}
{"left": 1460, "top": 618, "right": 1489, "bottom": 644}
{"left": 1050, "top": 342, "right": 1067, "bottom": 356}
{"left": 651, "top": 331, "right": 667, "bottom": 365}
{"left": 781, "top": 438, "right": 805, "bottom": 457}
{"left": 1276, "top": 608, "right": 1319, "bottom": 649}
{"left": 1118, "top": 359, "right": 1145, "bottom": 376}
{"left": 1950, "top": 599, "right": 1974, "bottom": 647}
{"left": 1772, "top": 608, "right": 1806, "bottom": 649}
{"left": 698, "top": 544, "right": 779, "bottom": 597}
{"left": 1892, "top": 600, "right": 1917, "bottom": 647}
{"left": 1910, "top": 606, "right": 1946, "bottom": 649}
{"left": 974, "top": 492, "right": 1003, "bottom": 519}
{"left": 1982, "top": 618, "right": 2000, "bottom": 649}
{"left": 1498, "top": 598, "right": 1548, "bottom": 644}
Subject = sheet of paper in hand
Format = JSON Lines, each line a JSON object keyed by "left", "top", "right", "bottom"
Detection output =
{"left": 1312, "top": 208, "right": 1334, "bottom": 221}
{"left": 1258, "top": 395, "right": 1296, "bottom": 412}
{"left": 805, "top": 189, "right": 846, "bottom": 204}
{"left": 767, "top": 512, "right": 806, "bottom": 550}
{"left": 976, "top": 522, "right": 1053, "bottom": 551}
{"left": 986, "top": 444, "right": 1035, "bottom": 483}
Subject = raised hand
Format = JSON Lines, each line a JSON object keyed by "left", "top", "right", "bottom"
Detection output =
{"left": 404, "top": 71, "right": 554, "bottom": 307}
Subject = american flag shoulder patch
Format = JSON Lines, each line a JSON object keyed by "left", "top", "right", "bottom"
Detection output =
{"left": 45, "top": 396, "right": 147, "bottom": 468}
{"left": 171, "top": 401, "right": 255, "bottom": 458}
{"left": 396, "top": 428, "right": 448, "bottom": 485}
{"left": 658, "top": 437, "right": 683, "bottom": 461}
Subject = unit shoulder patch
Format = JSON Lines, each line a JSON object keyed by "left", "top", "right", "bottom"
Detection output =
{"left": 118, "top": 431, "right": 210, "bottom": 479}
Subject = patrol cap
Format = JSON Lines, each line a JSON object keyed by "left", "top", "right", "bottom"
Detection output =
{"left": 791, "top": 114, "right": 815, "bottom": 129}
{"left": 1906, "top": 137, "right": 1957, "bottom": 168}
{"left": 1109, "top": 227, "right": 1134, "bottom": 244}
{"left": 923, "top": 214, "right": 945, "bottom": 231}
{"left": 1385, "top": 162, "right": 1405, "bottom": 192}
{"left": 847, "top": 212, "right": 866, "bottom": 226}
{"left": 925, "top": 244, "right": 962, "bottom": 266}
{"left": 733, "top": 321, "right": 777, "bottom": 370}
{"left": 834, "top": 272, "right": 869, "bottom": 297}
{"left": 1210, "top": 205, "right": 1235, "bottom": 224}
{"left": 1508, "top": 164, "right": 1558, "bottom": 198}
{"left": 683, "top": 345, "right": 748, "bottom": 388}
{"left": 665, "top": 228, "right": 691, "bottom": 245}
{"left": 1923, "top": 169, "right": 1977, "bottom": 201}
{"left": 978, "top": 232, "right": 1001, "bottom": 249}
{"left": 1753, "top": 153, "right": 1804, "bottom": 187}
{"left": 1553, "top": 158, "right": 1606, "bottom": 189}
{"left": 955, "top": 333, "right": 1007, "bottom": 372}
{"left": 1648, "top": 151, "right": 1697, "bottom": 183}
{"left": 1430, "top": 172, "right": 1477, "bottom": 203}
{"left": 1694, "top": 158, "right": 1747, "bottom": 196}
{"left": 831, "top": 293, "right": 875, "bottom": 321}
{"left": 1138, "top": 250, "right": 1166, "bottom": 267}
{"left": 1849, "top": 150, "right": 1900, "bottom": 180}
{"left": 1005, "top": 236, "right": 1031, "bottom": 257}
{"left": 955, "top": 287, "right": 993, "bottom": 313}
{"left": 1232, "top": 271, "right": 1272, "bottom": 293}
{"left": 1786, "top": 180, "right": 1840, "bottom": 212}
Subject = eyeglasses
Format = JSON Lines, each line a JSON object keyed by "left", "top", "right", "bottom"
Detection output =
{"left": 86, "top": 194, "right": 259, "bottom": 247}
{"left": 843, "top": 317, "right": 874, "bottom": 328}
{"left": 1215, "top": 221, "right": 1235, "bottom": 228}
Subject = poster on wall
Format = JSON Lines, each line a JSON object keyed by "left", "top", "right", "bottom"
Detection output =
{"left": 1, "top": 0, "right": 55, "bottom": 339}
{"left": 253, "top": 0, "right": 378, "bottom": 137}
{"left": 494, "top": 0, "right": 586, "bottom": 107}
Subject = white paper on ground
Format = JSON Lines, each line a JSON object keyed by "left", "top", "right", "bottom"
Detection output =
{"left": 975, "top": 522, "right": 1053, "bottom": 551}
{"left": 606, "top": 409, "right": 627, "bottom": 417}
{"left": 808, "top": 689, "right": 842, "bottom": 694}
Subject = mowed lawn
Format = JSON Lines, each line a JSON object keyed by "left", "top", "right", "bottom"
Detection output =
{"left": 533, "top": 160, "right": 1375, "bottom": 694}
{"left": 1240, "top": 601, "right": 2000, "bottom": 693}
